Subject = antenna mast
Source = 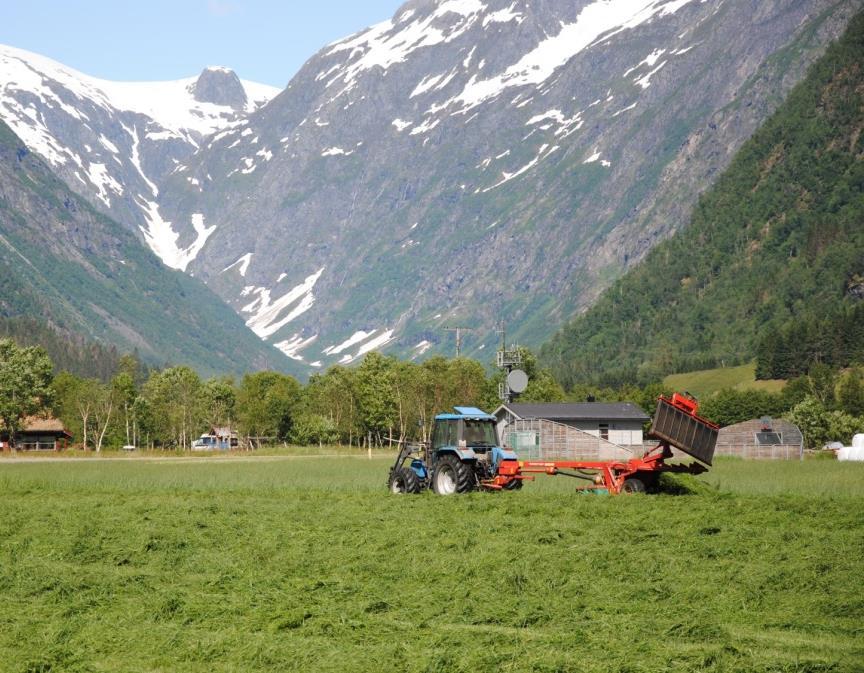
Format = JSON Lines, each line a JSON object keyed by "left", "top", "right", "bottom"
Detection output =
{"left": 443, "top": 326, "right": 472, "bottom": 357}
{"left": 496, "top": 321, "right": 526, "bottom": 402}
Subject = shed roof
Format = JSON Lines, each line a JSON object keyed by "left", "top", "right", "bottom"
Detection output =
{"left": 496, "top": 402, "right": 650, "bottom": 422}
{"left": 22, "top": 416, "right": 68, "bottom": 433}
{"left": 716, "top": 418, "right": 803, "bottom": 447}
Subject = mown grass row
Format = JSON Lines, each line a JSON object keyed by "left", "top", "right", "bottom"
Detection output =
{"left": 0, "top": 458, "right": 862, "bottom": 672}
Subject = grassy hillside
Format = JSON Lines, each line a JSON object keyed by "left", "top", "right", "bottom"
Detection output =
{"left": 0, "top": 120, "right": 295, "bottom": 377}
{"left": 541, "top": 12, "right": 864, "bottom": 387}
{"left": 664, "top": 363, "right": 786, "bottom": 400}
{"left": 0, "top": 456, "right": 862, "bottom": 672}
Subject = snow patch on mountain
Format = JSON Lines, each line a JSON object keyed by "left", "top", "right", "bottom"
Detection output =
{"left": 274, "top": 334, "right": 318, "bottom": 361}
{"left": 324, "top": 0, "right": 486, "bottom": 94}
{"left": 322, "top": 146, "right": 353, "bottom": 156}
{"left": 634, "top": 60, "right": 668, "bottom": 88}
{"left": 483, "top": 4, "right": 525, "bottom": 27}
{"left": 334, "top": 329, "right": 397, "bottom": 364}
{"left": 243, "top": 267, "right": 325, "bottom": 339}
{"left": 441, "top": 0, "right": 698, "bottom": 113}
{"left": 478, "top": 143, "right": 559, "bottom": 193}
{"left": 85, "top": 163, "right": 123, "bottom": 206}
{"left": 612, "top": 101, "right": 638, "bottom": 117}
{"left": 135, "top": 199, "right": 215, "bottom": 271}
{"left": 223, "top": 252, "right": 253, "bottom": 277}
{"left": 323, "top": 330, "right": 377, "bottom": 355}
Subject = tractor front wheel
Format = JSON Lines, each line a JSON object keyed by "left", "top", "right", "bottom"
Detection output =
{"left": 432, "top": 455, "right": 474, "bottom": 495}
{"left": 389, "top": 467, "right": 421, "bottom": 494}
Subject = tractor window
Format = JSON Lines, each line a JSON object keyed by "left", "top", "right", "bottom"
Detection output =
{"left": 463, "top": 420, "right": 496, "bottom": 447}
{"left": 432, "top": 421, "right": 454, "bottom": 450}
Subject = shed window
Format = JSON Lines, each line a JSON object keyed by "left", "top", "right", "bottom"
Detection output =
{"left": 599, "top": 423, "right": 609, "bottom": 441}
{"left": 755, "top": 432, "right": 782, "bottom": 445}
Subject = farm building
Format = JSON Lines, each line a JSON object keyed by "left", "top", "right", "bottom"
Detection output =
{"left": 494, "top": 402, "right": 650, "bottom": 447}
{"left": 714, "top": 417, "right": 803, "bottom": 460}
{"left": 493, "top": 402, "right": 650, "bottom": 460}
{"left": 0, "top": 416, "right": 72, "bottom": 451}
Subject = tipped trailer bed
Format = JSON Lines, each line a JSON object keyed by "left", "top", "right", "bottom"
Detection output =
{"left": 508, "top": 394, "right": 720, "bottom": 494}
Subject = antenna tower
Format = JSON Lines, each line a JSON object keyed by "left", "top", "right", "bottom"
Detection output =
{"left": 443, "top": 326, "right": 473, "bottom": 357}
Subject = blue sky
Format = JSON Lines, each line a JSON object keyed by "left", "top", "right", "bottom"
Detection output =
{"left": 1, "top": 1, "right": 404, "bottom": 87}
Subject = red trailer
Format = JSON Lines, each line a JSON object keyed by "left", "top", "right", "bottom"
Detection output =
{"left": 488, "top": 394, "right": 719, "bottom": 494}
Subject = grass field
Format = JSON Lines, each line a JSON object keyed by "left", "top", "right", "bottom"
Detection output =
{"left": 664, "top": 363, "right": 786, "bottom": 400}
{"left": 1, "top": 455, "right": 862, "bottom": 672}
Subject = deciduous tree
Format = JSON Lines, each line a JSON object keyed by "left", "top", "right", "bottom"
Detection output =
{"left": 0, "top": 339, "right": 53, "bottom": 447}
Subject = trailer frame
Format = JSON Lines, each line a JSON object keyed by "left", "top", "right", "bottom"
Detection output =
{"left": 488, "top": 394, "right": 719, "bottom": 493}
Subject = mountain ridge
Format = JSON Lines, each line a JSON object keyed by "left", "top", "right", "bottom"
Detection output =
{"left": 0, "top": 43, "right": 280, "bottom": 270}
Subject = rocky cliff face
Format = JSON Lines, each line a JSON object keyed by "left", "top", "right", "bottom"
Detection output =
{"left": 2, "top": 0, "right": 861, "bottom": 378}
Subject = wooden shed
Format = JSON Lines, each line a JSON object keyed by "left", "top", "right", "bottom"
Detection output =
{"left": 715, "top": 417, "right": 803, "bottom": 460}
{"left": 494, "top": 402, "right": 650, "bottom": 450}
{"left": 0, "top": 416, "right": 73, "bottom": 451}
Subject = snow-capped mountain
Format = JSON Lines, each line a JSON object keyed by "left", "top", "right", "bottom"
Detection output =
{"left": 1, "top": 0, "right": 861, "bottom": 378}
{"left": 0, "top": 44, "right": 280, "bottom": 270}
{"left": 153, "top": 0, "right": 859, "bottom": 371}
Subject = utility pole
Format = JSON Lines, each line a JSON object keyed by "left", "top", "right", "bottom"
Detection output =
{"left": 443, "top": 326, "right": 472, "bottom": 357}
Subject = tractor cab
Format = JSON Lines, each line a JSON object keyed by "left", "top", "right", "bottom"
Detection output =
{"left": 431, "top": 407, "right": 500, "bottom": 455}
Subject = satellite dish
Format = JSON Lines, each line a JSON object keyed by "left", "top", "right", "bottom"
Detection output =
{"left": 507, "top": 369, "right": 529, "bottom": 394}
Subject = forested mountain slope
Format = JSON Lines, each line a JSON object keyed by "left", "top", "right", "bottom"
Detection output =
{"left": 0, "top": 316, "right": 124, "bottom": 380}
{"left": 540, "top": 12, "right": 864, "bottom": 387}
{"left": 0, "top": 120, "right": 293, "bottom": 377}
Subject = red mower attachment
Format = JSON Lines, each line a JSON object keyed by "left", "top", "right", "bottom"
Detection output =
{"left": 496, "top": 394, "right": 720, "bottom": 494}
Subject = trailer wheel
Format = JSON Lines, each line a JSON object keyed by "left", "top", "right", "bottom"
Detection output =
{"left": 621, "top": 477, "right": 646, "bottom": 494}
{"left": 389, "top": 467, "right": 421, "bottom": 494}
{"left": 503, "top": 479, "right": 523, "bottom": 491}
{"left": 432, "top": 455, "right": 474, "bottom": 495}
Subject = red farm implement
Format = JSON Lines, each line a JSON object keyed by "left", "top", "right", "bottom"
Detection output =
{"left": 511, "top": 394, "right": 719, "bottom": 494}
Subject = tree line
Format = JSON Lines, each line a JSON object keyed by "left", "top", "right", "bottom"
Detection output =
{"left": 695, "top": 364, "right": 864, "bottom": 449}
{"left": 0, "top": 338, "right": 579, "bottom": 451}
{"left": 3, "top": 333, "right": 862, "bottom": 452}
{"left": 755, "top": 303, "right": 864, "bottom": 379}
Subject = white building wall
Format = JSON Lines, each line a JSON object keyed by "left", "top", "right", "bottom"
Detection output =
{"left": 495, "top": 409, "right": 646, "bottom": 449}
{"left": 570, "top": 421, "right": 644, "bottom": 448}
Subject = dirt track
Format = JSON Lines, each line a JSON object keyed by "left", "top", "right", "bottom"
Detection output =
{"left": 0, "top": 453, "right": 388, "bottom": 464}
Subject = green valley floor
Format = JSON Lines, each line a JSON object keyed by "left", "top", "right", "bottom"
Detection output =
{"left": 0, "top": 456, "right": 862, "bottom": 672}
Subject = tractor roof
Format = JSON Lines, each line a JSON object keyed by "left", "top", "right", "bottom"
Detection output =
{"left": 435, "top": 406, "right": 496, "bottom": 421}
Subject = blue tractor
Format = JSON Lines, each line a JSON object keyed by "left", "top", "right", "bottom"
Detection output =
{"left": 387, "top": 406, "right": 523, "bottom": 494}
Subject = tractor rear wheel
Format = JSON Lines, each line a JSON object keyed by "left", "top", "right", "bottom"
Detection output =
{"left": 621, "top": 477, "right": 646, "bottom": 494}
{"left": 432, "top": 455, "right": 474, "bottom": 495}
{"left": 389, "top": 467, "right": 421, "bottom": 494}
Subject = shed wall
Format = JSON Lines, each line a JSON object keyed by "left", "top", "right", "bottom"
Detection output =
{"left": 715, "top": 419, "right": 803, "bottom": 460}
